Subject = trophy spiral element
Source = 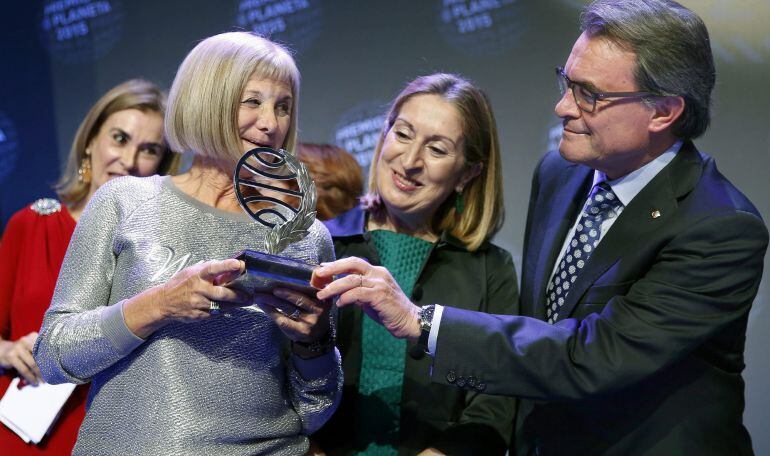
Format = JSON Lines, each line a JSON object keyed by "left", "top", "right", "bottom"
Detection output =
{"left": 234, "top": 147, "right": 317, "bottom": 254}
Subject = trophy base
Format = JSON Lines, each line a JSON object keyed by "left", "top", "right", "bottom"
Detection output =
{"left": 228, "top": 250, "right": 318, "bottom": 296}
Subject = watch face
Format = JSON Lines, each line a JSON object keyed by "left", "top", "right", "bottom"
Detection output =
{"left": 420, "top": 305, "right": 436, "bottom": 327}
{"left": 412, "top": 305, "right": 436, "bottom": 360}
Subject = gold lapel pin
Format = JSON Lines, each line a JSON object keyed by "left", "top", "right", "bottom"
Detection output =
{"left": 651, "top": 210, "right": 661, "bottom": 219}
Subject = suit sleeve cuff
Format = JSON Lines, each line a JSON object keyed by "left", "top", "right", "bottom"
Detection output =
{"left": 427, "top": 304, "right": 444, "bottom": 356}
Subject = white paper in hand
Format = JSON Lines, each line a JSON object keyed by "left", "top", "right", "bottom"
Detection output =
{"left": 0, "top": 377, "right": 76, "bottom": 444}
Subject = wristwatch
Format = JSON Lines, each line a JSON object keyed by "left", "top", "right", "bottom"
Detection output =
{"left": 292, "top": 330, "right": 335, "bottom": 359}
{"left": 410, "top": 304, "right": 435, "bottom": 359}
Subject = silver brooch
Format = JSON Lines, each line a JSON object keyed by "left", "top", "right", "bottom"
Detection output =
{"left": 30, "top": 198, "right": 62, "bottom": 215}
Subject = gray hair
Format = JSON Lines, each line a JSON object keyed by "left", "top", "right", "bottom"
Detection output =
{"left": 581, "top": 0, "right": 715, "bottom": 139}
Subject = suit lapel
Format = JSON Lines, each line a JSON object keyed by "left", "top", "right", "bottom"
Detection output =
{"left": 531, "top": 164, "right": 593, "bottom": 320}
{"left": 555, "top": 142, "right": 704, "bottom": 322}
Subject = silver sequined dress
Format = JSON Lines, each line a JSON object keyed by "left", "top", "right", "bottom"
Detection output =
{"left": 34, "top": 175, "right": 342, "bottom": 455}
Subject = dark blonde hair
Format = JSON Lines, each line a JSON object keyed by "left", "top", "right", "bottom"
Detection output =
{"left": 296, "top": 143, "right": 363, "bottom": 220}
{"left": 366, "top": 73, "right": 504, "bottom": 251}
{"left": 56, "top": 79, "right": 177, "bottom": 205}
{"left": 165, "top": 32, "right": 300, "bottom": 164}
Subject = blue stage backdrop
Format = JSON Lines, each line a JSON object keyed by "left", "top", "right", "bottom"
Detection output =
{"left": 2, "top": 0, "right": 769, "bottom": 452}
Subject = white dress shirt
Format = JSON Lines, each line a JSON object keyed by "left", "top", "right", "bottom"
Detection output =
{"left": 427, "top": 140, "right": 683, "bottom": 356}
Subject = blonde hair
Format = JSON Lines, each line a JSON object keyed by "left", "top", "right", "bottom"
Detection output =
{"left": 366, "top": 73, "right": 504, "bottom": 251}
{"left": 165, "top": 32, "right": 300, "bottom": 165}
{"left": 55, "top": 79, "right": 178, "bottom": 205}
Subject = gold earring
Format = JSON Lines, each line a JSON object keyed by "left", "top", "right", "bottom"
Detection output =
{"left": 78, "top": 155, "right": 92, "bottom": 184}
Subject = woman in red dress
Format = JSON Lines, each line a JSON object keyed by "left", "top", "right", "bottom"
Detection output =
{"left": 0, "top": 79, "right": 178, "bottom": 454}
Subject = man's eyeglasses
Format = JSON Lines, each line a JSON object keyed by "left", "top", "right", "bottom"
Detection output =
{"left": 555, "top": 67, "right": 660, "bottom": 113}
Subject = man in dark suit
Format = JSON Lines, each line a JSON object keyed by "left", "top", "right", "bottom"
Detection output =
{"left": 314, "top": 0, "right": 768, "bottom": 454}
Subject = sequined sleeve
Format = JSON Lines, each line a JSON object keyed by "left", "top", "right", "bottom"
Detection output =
{"left": 34, "top": 182, "right": 145, "bottom": 384}
{"left": 284, "top": 221, "right": 344, "bottom": 434}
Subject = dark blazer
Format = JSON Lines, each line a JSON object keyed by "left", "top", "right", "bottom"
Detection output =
{"left": 314, "top": 206, "right": 518, "bottom": 455}
{"left": 431, "top": 143, "right": 768, "bottom": 455}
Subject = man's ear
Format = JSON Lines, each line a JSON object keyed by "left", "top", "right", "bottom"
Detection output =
{"left": 649, "top": 95, "right": 685, "bottom": 133}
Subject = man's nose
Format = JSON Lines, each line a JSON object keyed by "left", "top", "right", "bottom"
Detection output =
{"left": 555, "top": 86, "right": 581, "bottom": 119}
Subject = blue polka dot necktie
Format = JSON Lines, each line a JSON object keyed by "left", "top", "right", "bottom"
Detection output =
{"left": 546, "top": 182, "right": 623, "bottom": 324}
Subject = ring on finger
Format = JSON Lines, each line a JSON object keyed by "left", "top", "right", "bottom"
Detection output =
{"left": 358, "top": 274, "right": 364, "bottom": 288}
{"left": 209, "top": 300, "right": 221, "bottom": 316}
{"left": 276, "top": 307, "right": 301, "bottom": 320}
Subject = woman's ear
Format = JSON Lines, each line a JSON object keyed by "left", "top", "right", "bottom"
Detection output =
{"left": 457, "top": 162, "right": 483, "bottom": 193}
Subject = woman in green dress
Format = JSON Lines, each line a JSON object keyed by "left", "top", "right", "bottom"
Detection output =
{"left": 311, "top": 73, "right": 518, "bottom": 456}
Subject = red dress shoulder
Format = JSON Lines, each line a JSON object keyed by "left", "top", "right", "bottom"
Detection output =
{"left": 0, "top": 199, "right": 87, "bottom": 455}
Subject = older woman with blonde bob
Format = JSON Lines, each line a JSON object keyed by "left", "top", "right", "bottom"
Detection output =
{"left": 34, "top": 32, "right": 341, "bottom": 455}
{"left": 312, "top": 73, "right": 518, "bottom": 455}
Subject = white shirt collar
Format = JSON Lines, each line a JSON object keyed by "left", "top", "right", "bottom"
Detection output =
{"left": 591, "top": 140, "right": 683, "bottom": 207}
